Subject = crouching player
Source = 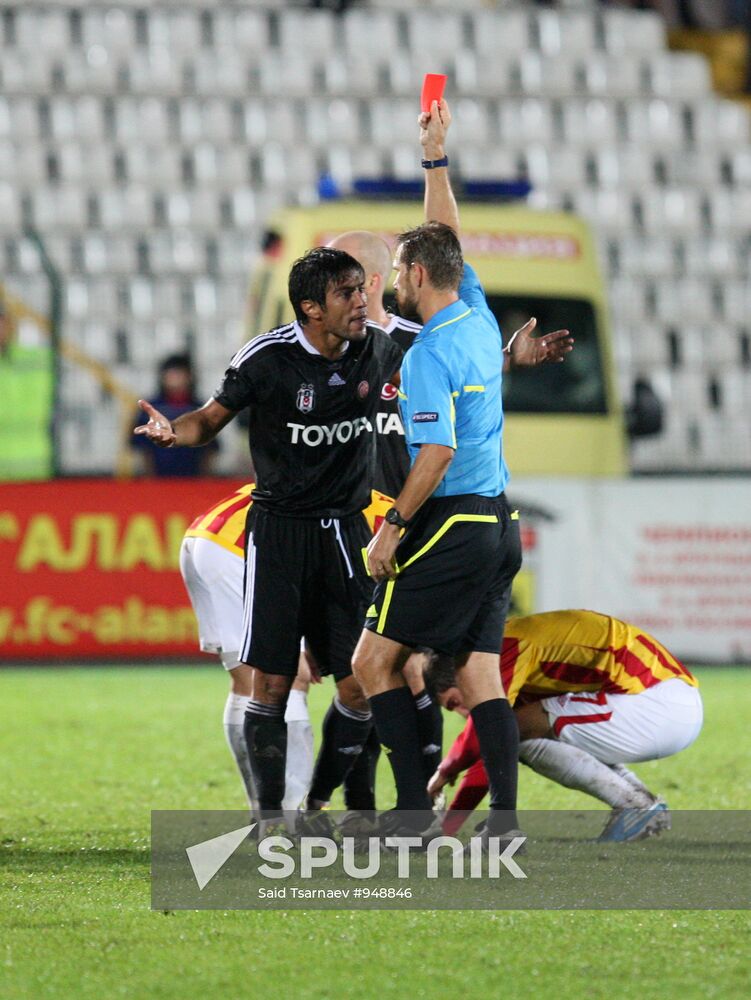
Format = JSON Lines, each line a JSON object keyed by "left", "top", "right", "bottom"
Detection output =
{"left": 179, "top": 483, "right": 315, "bottom": 817}
{"left": 427, "top": 609, "right": 703, "bottom": 842}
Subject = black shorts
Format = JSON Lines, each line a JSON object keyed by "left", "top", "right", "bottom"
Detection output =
{"left": 364, "top": 493, "right": 521, "bottom": 657}
{"left": 240, "top": 506, "right": 372, "bottom": 680}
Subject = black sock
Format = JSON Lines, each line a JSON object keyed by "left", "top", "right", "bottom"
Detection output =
{"left": 413, "top": 688, "right": 444, "bottom": 782}
{"left": 307, "top": 699, "right": 372, "bottom": 807}
{"left": 369, "top": 687, "right": 432, "bottom": 812}
{"left": 470, "top": 698, "right": 519, "bottom": 834}
{"left": 343, "top": 723, "right": 380, "bottom": 812}
{"left": 244, "top": 700, "right": 287, "bottom": 817}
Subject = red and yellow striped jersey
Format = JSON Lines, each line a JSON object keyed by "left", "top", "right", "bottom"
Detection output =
{"left": 184, "top": 486, "right": 394, "bottom": 558}
{"left": 501, "top": 610, "right": 697, "bottom": 706}
{"left": 184, "top": 483, "right": 254, "bottom": 558}
{"left": 362, "top": 489, "right": 394, "bottom": 534}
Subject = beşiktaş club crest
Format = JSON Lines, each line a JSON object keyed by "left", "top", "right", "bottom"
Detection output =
{"left": 296, "top": 383, "right": 315, "bottom": 413}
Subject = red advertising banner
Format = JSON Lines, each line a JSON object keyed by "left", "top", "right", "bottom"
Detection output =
{"left": 0, "top": 478, "right": 247, "bottom": 661}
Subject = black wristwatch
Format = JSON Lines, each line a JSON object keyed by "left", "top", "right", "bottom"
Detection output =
{"left": 384, "top": 507, "right": 409, "bottom": 529}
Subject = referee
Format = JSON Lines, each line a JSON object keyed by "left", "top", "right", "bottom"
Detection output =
{"left": 352, "top": 100, "right": 523, "bottom": 840}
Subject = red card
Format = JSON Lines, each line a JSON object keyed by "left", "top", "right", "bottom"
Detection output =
{"left": 421, "top": 73, "right": 447, "bottom": 114}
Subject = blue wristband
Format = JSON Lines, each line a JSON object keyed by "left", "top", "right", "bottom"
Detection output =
{"left": 421, "top": 155, "right": 449, "bottom": 170}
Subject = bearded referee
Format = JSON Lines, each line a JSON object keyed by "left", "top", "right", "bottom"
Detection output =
{"left": 353, "top": 99, "right": 523, "bottom": 841}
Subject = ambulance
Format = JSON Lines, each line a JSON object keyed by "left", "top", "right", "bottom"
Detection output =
{"left": 249, "top": 200, "right": 628, "bottom": 477}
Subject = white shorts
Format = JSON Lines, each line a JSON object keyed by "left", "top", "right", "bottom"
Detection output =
{"left": 179, "top": 537, "right": 244, "bottom": 670}
{"left": 541, "top": 679, "right": 704, "bottom": 764}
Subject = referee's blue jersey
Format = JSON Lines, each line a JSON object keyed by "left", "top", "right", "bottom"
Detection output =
{"left": 399, "top": 263, "right": 508, "bottom": 498}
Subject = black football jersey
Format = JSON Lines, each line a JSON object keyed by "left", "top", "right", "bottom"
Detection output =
{"left": 214, "top": 321, "right": 403, "bottom": 517}
{"left": 373, "top": 314, "right": 423, "bottom": 498}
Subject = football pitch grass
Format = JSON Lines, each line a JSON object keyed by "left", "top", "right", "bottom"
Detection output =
{"left": 1, "top": 666, "right": 749, "bottom": 999}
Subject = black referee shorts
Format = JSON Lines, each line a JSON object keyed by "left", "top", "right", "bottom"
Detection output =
{"left": 240, "top": 505, "right": 372, "bottom": 680}
{"left": 364, "top": 493, "right": 521, "bottom": 657}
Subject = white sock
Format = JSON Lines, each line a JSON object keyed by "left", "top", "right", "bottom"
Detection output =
{"left": 284, "top": 688, "right": 310, "bottom": 724}
{"left": 520, "top": 739, "right": 652, "bottom": 808}
{"left": 283, "top": 719, "right": 314, "bottom": 813}
{"left": 223, "top": 693, "right": 257, "bottom": 811}
{"left": 610, "top": 763, "right": 656, "bottom": 801}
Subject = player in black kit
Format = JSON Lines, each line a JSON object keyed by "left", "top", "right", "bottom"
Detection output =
{"left": 135, "top": 247, "right": 402, "bottom": 830}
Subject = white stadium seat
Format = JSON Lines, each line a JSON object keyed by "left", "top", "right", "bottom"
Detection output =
{"left": 242, "top": 101, "right": 297, "bottom": 148}
{"left": 498, "top": 98, "right": 554, "bottom": 147}
{"left": 15, "top": 9, "right": 70, "bottom": 54}
{"left": 517, "top": 51, "right": 581, "bottom": 97}
{"left": 81, "top": 9, "right": 137, "bottom": 52}
{"left": 279, "top": 10, "right": 336, "bottom": 57}
{"left": 213, "top": 9, "right": 270, "bottom": 53}
{"left": 594, "top": 148, "right": 655, "bottom": 190}
{"left": 582, "top": 54, "right": 643, "bottom": 99}
{"left": 0, "top": 182, "right": 23, "bottom": 232}
{"left": 535, "top": 9, "right": 598, "bottom": 57}
{"left": 523, "top": 146, "right": 589, "bottom": 192}
{"left": 692, "top": 99, "right": 751, "bottom": 148}
{"left": 683, "top": 237, "right": 738, "bottom": 279}
{"left": 127, "top": 49, "right": 183, "bottom": 96}
{"left": 458, "top": 145, "right": 520, "bottom": 182}
{"left": 371, "top": 98, "right": 429, "bottom": 146}
{"left": 97, "top": 187, "right": 154, "bottom": 230}
{"left": 472, "top": 9, "right": 532, "bottom": 59}
{"left": 342, "top": 9, "right": 401, "bottom": 56}
{"left": 638, "top": 189, "right": 703, "bottom": 235}
{"left": 623, "top": 99, "right": 686, "bottom": 149}
{"left": 305, "top": 99, "right": 362, "bottom": 148}
{"left": 561, "top": 99, "right": 619, "bottom": 146}
{"left": 646, "top": 52, "right": 711, "bottom": 99}
{"left": 602, "top": 9, "right": 666, "bottom": 55}
{"left": 615, "top": 237, "right": 676, "bottom": 279}
{"left": 258, "top": 51, "right": 315, "bottom": 98}
{"left": 653, "top": 279, "right": 714, "bottom": 325}
{"left": 451, "top": 49, "right": 516, "bottom": 99}
{"left": 705, "top": 189, "right": 751, "bottom": 234}
{"left": 404, "top": 9, "right": 466, "bottom": 60}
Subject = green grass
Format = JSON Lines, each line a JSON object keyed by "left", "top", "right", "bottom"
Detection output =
{"left": 1, "top": 667, "right": 749, "bottom": 999}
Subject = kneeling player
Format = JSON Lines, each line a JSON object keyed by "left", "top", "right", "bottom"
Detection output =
{"left": 427, "top": 609, "right": 703, "bottom": 842}
{"left": 179, "top": 484, "right": 314, "bottom": 817}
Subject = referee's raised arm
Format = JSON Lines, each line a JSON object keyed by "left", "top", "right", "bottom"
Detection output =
{"left": 420, "top": 99, "right": 459, "bottom": 235}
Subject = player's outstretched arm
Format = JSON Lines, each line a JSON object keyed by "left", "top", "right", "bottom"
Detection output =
{"left": 504, "top": 317, "right": 575, "bottom": 369}
{"left": 420, "top": 99, "right": 460, "bottom": 236}
{"left": 133, "top": 398, "right": 236, "bottom": 448}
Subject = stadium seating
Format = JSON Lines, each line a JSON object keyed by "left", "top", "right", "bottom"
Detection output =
{"left": 0, "top": 1, "right": 749, "bottom": 474}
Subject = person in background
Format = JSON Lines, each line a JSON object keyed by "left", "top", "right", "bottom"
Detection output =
{"left": 132, "top": 353, "right": 218, "bottom": 476}
{"left": 0, "top": 289, "right": 54, "bottom": 480}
